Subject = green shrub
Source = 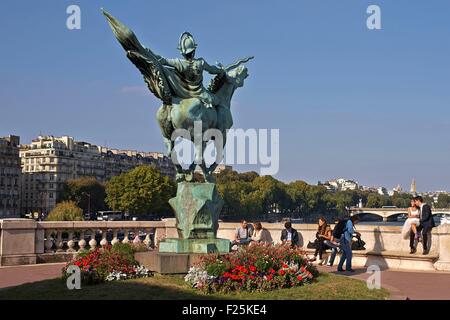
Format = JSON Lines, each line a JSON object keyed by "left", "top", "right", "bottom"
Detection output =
{"left": 46, "top": 201, "right": 84, "bottom": 221}
{"left": 111, "top": 242, "right": 137, "bottom": 264}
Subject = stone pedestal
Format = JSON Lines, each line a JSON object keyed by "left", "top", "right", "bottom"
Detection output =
{"left": 135, "top": 251, "right": 205, "bottom": 274}
{"left": 158, "top": 182, "right": 230, "bottom": 255}
{"left": 158, "top": 238, "right": 230, "bottom": 254}
{"left": 0, "top": 219, "right": 37, "bottom": 266}
{"left": 169, "top": 182, "right": 223, "bottom": 239}
{"left": 435, "top": 224, "right": 450, "bottom": 271}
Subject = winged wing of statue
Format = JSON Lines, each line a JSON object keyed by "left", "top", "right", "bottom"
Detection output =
{"left": 102, "top": 9, "right": 173, "bottom": 104}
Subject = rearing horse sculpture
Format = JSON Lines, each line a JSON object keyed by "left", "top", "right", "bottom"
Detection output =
{"left": 103, "top": 10, "right": 253, "bottom": 182}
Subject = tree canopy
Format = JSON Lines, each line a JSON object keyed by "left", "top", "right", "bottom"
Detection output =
{"left": 105, "top": 165, "right": 176, "bottom": 215}
{"left": 58, "top": 177, "right": 106, "bottom": 213}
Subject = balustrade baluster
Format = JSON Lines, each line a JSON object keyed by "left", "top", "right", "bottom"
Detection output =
{"left": 67, "top": 231, "right": 76, "bottom": 253}
{"left": 45, "top": 229, "right": 54, "bottom": 253}
{"left": 100, "top": 229, "right": 108, "bottom": 247}
{"left": 111, "top": 230, "right": 119, "bottom": 245}
{"left": 144, "top": 229, "right": 151, "bottom": 247}
{"left": 56, "top": 230, "right": 64, "bottom": 252}
{"left": 89, "top": 229, "right": 97, "bottom": 250}
{"left": 78, "top": 230, "right": 87, "bottom": 252}
{"left": 122, "top": 229, "right": 130, "bottom": 243}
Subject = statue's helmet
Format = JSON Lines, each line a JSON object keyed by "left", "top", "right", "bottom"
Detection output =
{"left": 178, "top": 32, "right": 197, "bottom": 55}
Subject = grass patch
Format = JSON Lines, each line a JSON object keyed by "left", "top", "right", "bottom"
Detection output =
{"left": 0, "top": 273, "right": 389, "bottom": 300}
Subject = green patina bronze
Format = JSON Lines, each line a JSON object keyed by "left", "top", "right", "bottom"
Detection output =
{"left": 103, "top": 9, "right": 253, "bottom": 253}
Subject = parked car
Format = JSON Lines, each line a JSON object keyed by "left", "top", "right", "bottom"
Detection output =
{"left": 97, "top": 211, "right": 124, "bottom": 221}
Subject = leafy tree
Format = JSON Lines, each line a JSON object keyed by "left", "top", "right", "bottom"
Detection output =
{"left": 105, "top": 165, "right": 176, "bottom": 215}
{"left": 58, "top": 177, "right": 106, "bottom": 213}
{"left": 437, "top": 194, "right": 450, "bottom": 208}
{"left": 46, "top": 201, "right": 84, "bottom": 221}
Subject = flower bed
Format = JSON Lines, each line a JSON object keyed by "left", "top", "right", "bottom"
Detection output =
{"left": 185, "top": 243, "right": 319, "bottom": 293}
{"left": 62, "top": 243, "right": 152, "bottom": 285}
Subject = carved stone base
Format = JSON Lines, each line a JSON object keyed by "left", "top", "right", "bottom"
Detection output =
{"left": 135, "top": 251, "right": 206, "bottom": 274}
{"left": 169, "top": 182, "right": 223, "bottom": 239}
{"left": 158, "top": 238, "right": 230, "bottom": 254}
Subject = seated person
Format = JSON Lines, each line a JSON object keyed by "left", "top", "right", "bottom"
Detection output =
{"left": 251, "top": 222, "right": 273, "bottom": 245}
{"left": 232, "top": 220, "right": 254, "bottom": 246}
{"left": 280, "top": 221, "right": 300, "bottom": 247}
{"left": 310, "top": 217, "right": 332, "bottom": 265}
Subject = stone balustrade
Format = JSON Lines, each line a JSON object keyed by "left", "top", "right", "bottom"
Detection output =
{"left": 0, "top": 219, "right": 169, "bottom": 266}
{"left": 1, "top": 218, "right": 450, "bottom": 271}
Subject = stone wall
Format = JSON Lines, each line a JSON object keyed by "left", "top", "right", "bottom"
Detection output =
{"left": 1, "top": 218, "right": 449, "bottom": 271}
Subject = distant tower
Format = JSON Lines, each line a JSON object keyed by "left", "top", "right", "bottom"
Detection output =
{"left": 410, "top": 179, "right": 417, "bottom": 194}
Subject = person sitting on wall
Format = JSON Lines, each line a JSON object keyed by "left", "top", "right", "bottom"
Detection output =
{"left": 232, "top": 220, "right": 254, "bottom": 247}
{"left": 309, "top": 217, "right": 333, "bottom": 265}
{"left": 251, "top": 222, "right": 273, "bottom": 245}
{"left": 281, "top": 221, "right": 300, "bottom": 247}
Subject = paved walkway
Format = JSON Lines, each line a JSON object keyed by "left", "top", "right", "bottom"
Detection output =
{"left": 1, "top": 263, "right": 450, "bottom": 299}
{"left": 318, "top": 265, "right": 450, "bottom": 300}
{"left": 0, "top": 263, "right": 64, "bottom": 289}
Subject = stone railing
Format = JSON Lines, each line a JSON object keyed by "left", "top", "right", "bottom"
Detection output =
{"left": 1, "top": 218, "right": 450, "bottom": 271}
{"left": 0, "top": 219, "right": 173, "bottom": 266}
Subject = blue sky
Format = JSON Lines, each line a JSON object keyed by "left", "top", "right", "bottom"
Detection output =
{"left": 1, "top": 0, "right": 450, "bottom": 191}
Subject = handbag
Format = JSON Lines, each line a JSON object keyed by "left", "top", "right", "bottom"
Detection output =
{"left": 307, "top": 240, "right": 318, "bottom": 249}
{"left": 351, "top": 237, "right": 366, "bottom": 250}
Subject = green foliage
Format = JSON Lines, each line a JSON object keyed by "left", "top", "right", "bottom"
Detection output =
{"left": 58, "top": 177, "right": 106, "bottom": 213}
{"left": 437, "top": 193, "right": 450, "bottom": 208}
{"left": 110, "top": 242, "right": 137, "bottom": 264}
{"left": 215, "top": 169, "right": 417, "bottom": 218}
{"left": 105, "top": 165, "right": 176, "bottom": 215}
{"left": 46, "top": 201, "right": 84, "bottom": 221}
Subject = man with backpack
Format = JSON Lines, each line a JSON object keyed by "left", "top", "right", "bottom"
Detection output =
{"left": 325, "top": 218, "right": 346, "bottom": 266}
{"left": 336, "top": 215, "right": 360, "bottom": 272}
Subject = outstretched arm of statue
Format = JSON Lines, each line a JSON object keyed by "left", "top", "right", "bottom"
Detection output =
{"left": 148, "top": 49, "right": 180, "bottom": 69}
{"left": 203, "top": 59, "right": 225, "bottom": 75}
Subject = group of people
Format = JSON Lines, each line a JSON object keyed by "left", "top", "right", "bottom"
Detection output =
{"left": 308, "top": 215, "right": 361, "bottom": 272}
{"left": 231, "top": 196, "right": 435, "bottom": 273}
{"left": 232, "top": 220, "right": 301, "bottom": 247}
{"left": 232, "top": 216, "right": 361, "bottom": 273}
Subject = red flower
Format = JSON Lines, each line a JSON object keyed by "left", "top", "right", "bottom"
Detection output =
{"left": 266, "top": 274, "right": 273, "bottom": 281}
{"left": 297, "top": 275, "right": 303, "bottom": 281}
{"left": 269, "top": 268, "right": 275, "bottom": 274}
{"left": 282, "top": 263, "right": 288, "bottom": 269}
{"left": 250, "top": 275, "right": 255, "bottom": 280}
{"left": 278, "top": 269, "right": 286, "bottom": 276}
{"left": 249, "top": 265, "right": 256, "bottom": 272}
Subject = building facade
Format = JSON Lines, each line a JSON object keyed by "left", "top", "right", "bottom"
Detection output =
{"left": 20, "top": 136, "right": 175, "bottom": 215}
{"left": 0, "top": 136, "right": 21, "bottom": 218}
{"left": 324, "top": 178, "right": 359, "bottom": 192}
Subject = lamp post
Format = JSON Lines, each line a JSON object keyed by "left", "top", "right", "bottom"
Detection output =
{"left": 82, "top": 192, "right": 91, "bottom": 219}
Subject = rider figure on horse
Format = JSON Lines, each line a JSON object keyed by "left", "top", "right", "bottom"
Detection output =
{"left": 152, "top": 32, "right": 225, "bottom": 108}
